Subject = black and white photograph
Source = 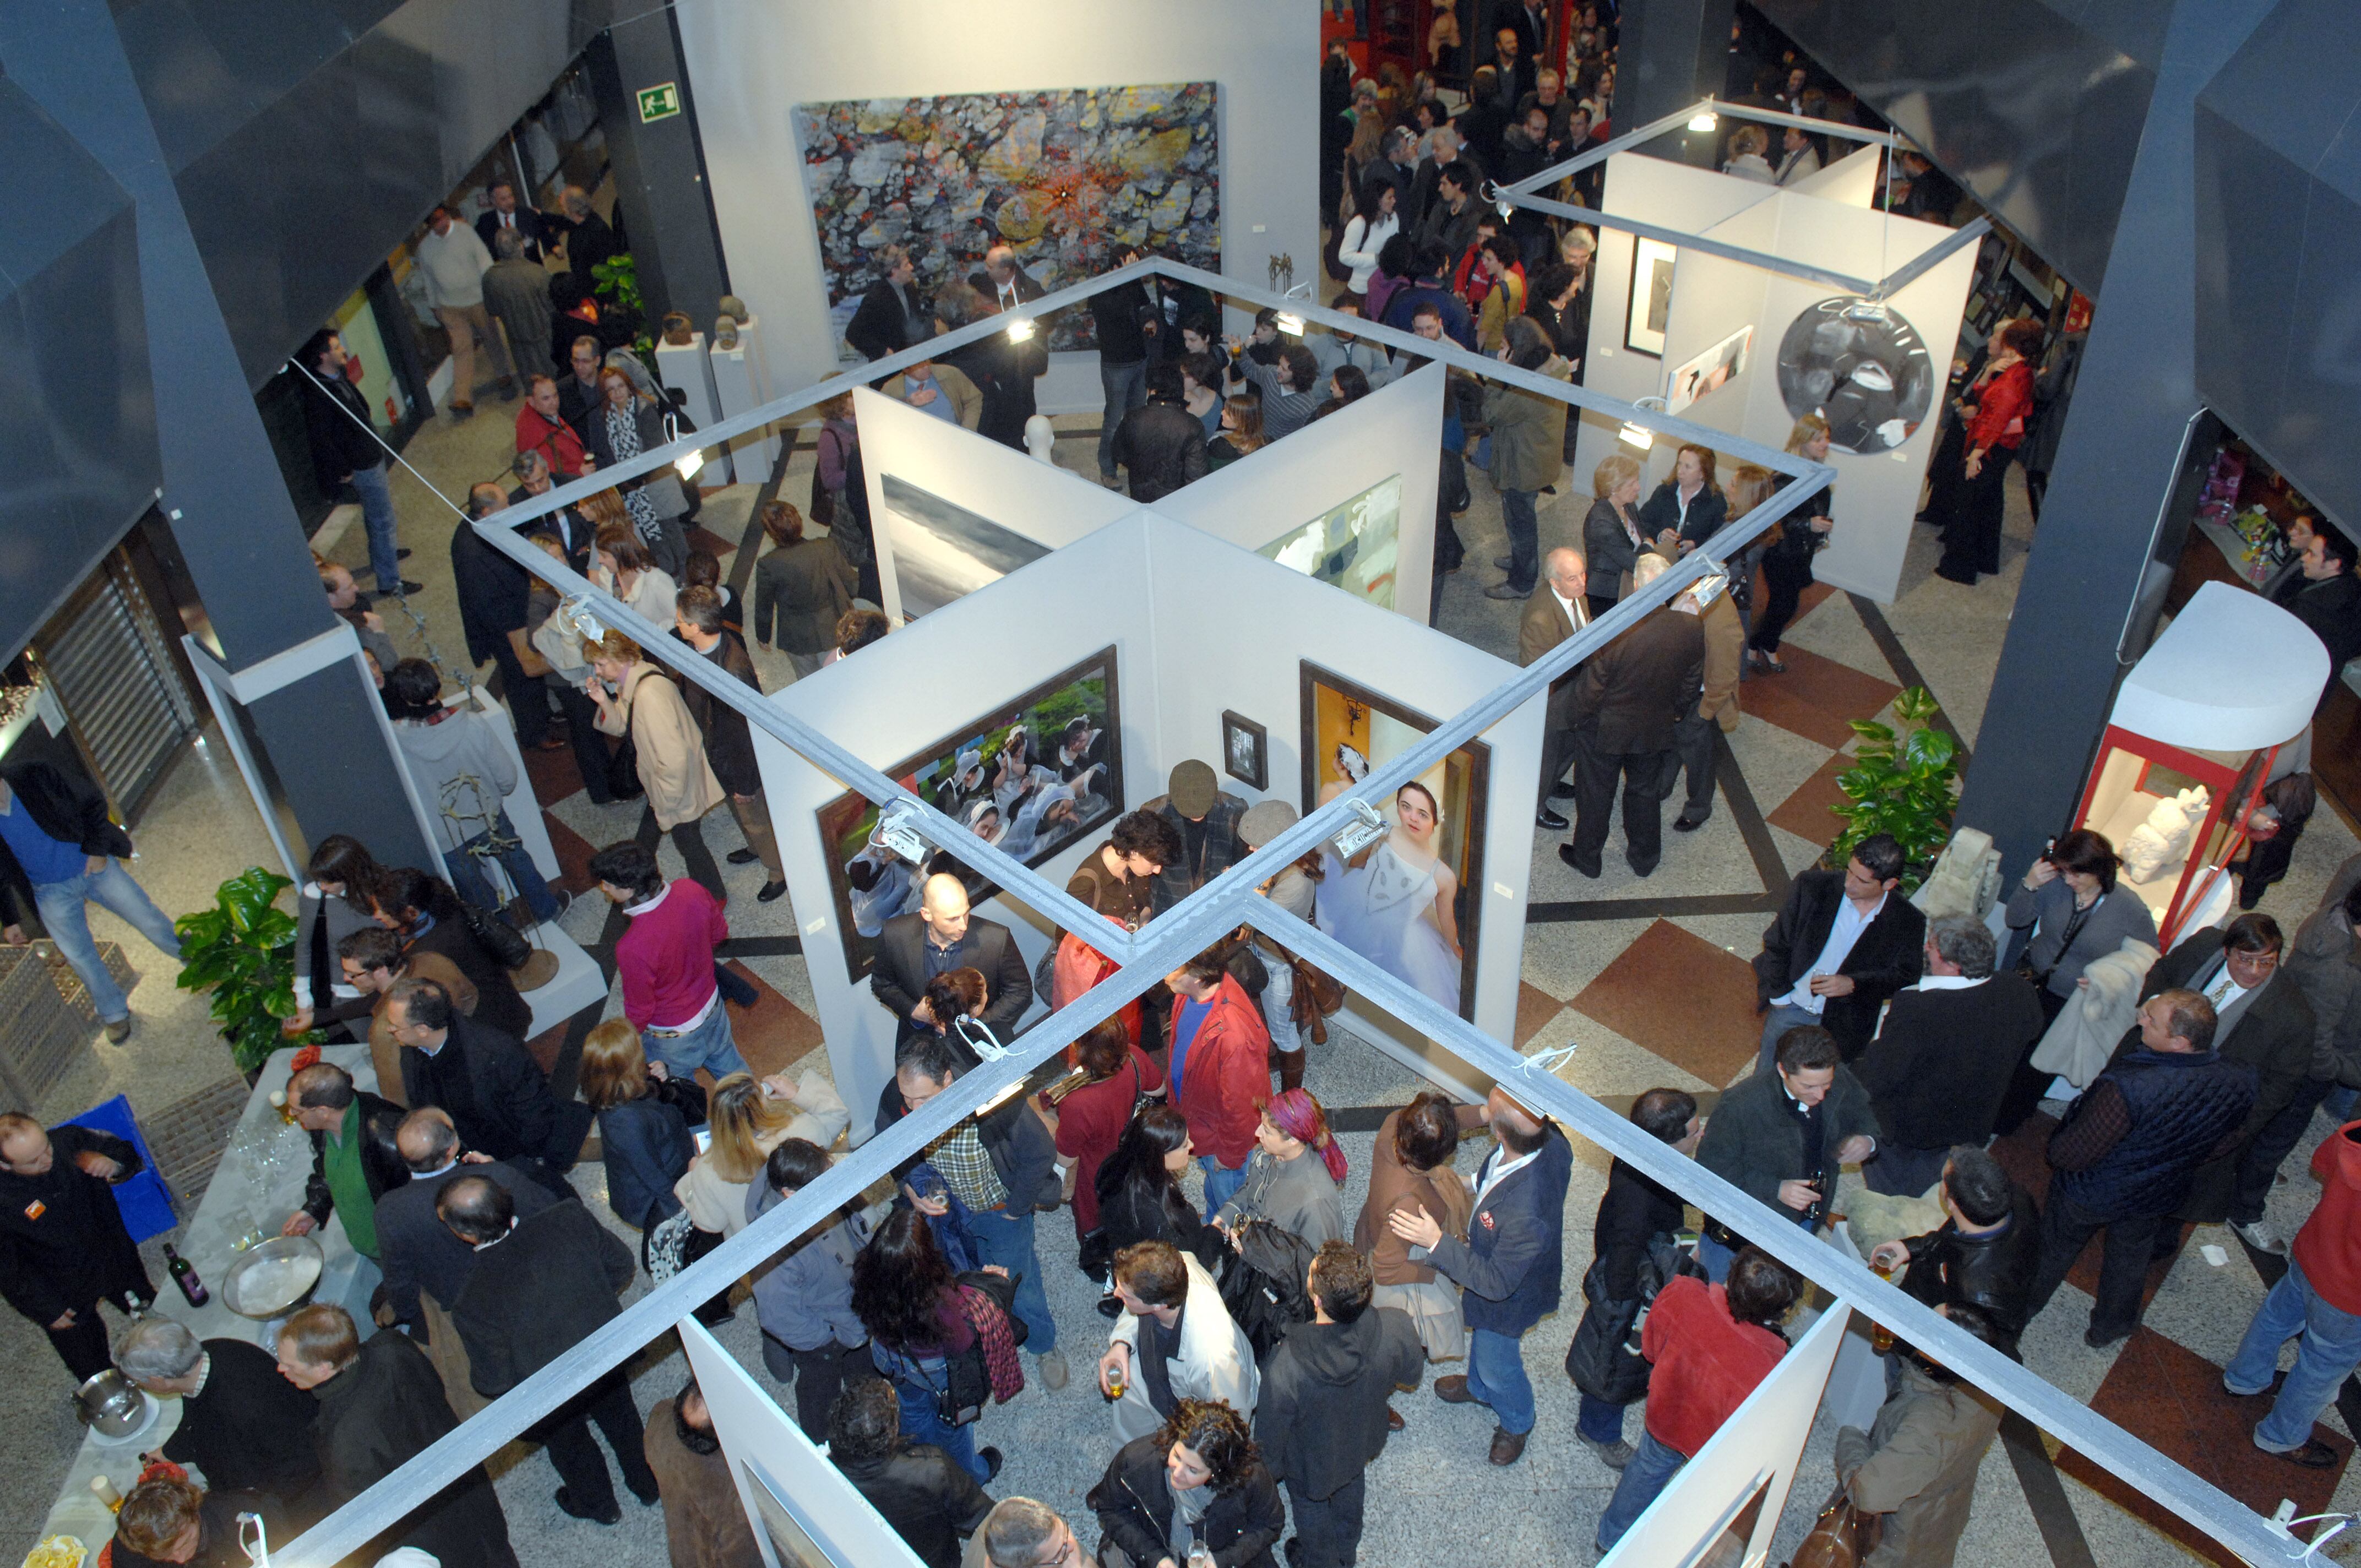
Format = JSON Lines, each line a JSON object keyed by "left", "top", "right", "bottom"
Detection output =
{"left": 1221, "top": 709, "right": 1267, "bottom": 791}
{"left": 1774, "top": 295, "right": 1935, "bottom": 453}
{"left": 1626, "top": 236, "right": 1679, "bottom": 356}
{"left": 880, "top": 471, "right": 1052, "bottom": 619}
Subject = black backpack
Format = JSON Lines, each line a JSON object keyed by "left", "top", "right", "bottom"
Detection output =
{"left": 1217, "top": 1218, "right": 1318, "bottom": 1363}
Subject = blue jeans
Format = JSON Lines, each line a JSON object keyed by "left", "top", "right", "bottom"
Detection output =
{"left": 1098, "top": 358, "right": 1148, "bottom": 480}
{"left": 1596, "top": 1430, "right": 1690, "bottom": 1551}
{"left": 2328, "top": 1086, "right": 2360, "bottom": 1124}
{"left": 1200, "top": 1155, "right": 1247, "bottom": 1220}
{"left": 966, "top": 1206, "right": 1056, "bottom": 1354}
{"left": 644, "top": 998, "right": 747, "bottom": 1080}
{"left": 32, "top": 860, "right": 182, "bottom": 1023}
{"left": 1499, "top": 488, "right": 1539, "bottom": 592}
{"left": 1577, "top": 1391, "right": 1628, "bottom": 1444}
{"left": 1756, "top": 1001, "right": 1823, "bottom": 1075}
{"left": 1465, "top": 1326, "right": 1535, "bottom": 1435}
{"left": 2224, "top": 1255, "right": 2361, "bottom": 1452}
{"left": 874, "top": 1345, "right": 987, "bottom": 1480}
{"left": 443, "top": 810, "right": 559, "bottom": 923}
{"left": 347, "top": 461, "right": 402, "bottom": 590}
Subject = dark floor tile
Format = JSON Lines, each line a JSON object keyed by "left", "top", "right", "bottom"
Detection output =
{"left": 687, "top": 524, "right": 738, "bottom": 559}
{"left": 1743, "top": 646, "right": 1901, "bottom": 752}
{"left": 1571, "top": 918, "right": 1761, "bottom": 1086}
{"left": 1515, "top": 980, "right": 1564, "bottom": 1048}
{"left": 522, "top": 730, "right": 590, "bottom": 806}
{"left": 543, "top": 811, "right": 603, "bottom": 896}
{"left": 723, "top": 960, "right": 824, "bottom": 1079}
{"left": 1764, "top": 751, "right": 1852, "bottom": 848}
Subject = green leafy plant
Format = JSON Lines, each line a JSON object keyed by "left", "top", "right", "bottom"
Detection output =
{"left": 1829, "top": 686, "right": 1961, "bottom": 891}
{"left": 175, "top": 867, "right": 319, "bottom": 1074}
{"left": 590, "top": 252, "right": 655, "bottom": 362}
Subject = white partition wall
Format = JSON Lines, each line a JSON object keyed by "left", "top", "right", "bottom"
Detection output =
{"left": 680, "top": 1321, "right": 924, "bottom": 1568}
{"left": 1597, "top": 1300, "right": 1853, "bottom": 1568}
{"left": 673, "top": 0, "right": 1319, "bottom": 394}
{"left": 1791, "top": 143, "right": 1885, "bottom": 208}
{"left": 1154, "top": 362, "right": 1445, "bottom": 622}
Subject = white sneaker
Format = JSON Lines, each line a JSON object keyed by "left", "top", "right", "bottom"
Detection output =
{"left": 2231, "top": 1218, "right": 2286, "bottom": 1255}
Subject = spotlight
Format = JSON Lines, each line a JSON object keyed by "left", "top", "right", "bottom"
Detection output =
{"left": 1689, "top": 111, "right": 1719, "bottom": 133}
{"left": 1276, "top": 312, "right": 1305, "bottom": 337}
{"left": 1332, "top": 798, "right": 1390, "bottom": 859}
{"left": 874, "top": 798, "right": 930, "bottom": 865}
{"left": 674, "top": 449, "right": 705, "bottom": 482}
{"left": 1005, "top": 317, "right": 1037, "bottom": 344}
{"left": 1618, "top": 422, "right": 1655, "bottom": 451}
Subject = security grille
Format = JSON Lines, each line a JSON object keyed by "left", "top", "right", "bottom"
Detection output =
{"left": 36, "top": 553, "right": 199, "bottom": 814}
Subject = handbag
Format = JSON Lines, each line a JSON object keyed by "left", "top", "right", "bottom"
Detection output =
{"left": 461, "top": 898, "right": 534, "bottom": 971}
{"left": 1788, "top": 1487, "right": 1883, "bottom": 1568}
{"left": 2015, "top": 892, "right": 2093, "bottom": 991}
{"left": 1564, "top": 1233, "right": 1697, "bottom": 1405}
{"left": 1289, "top": 956, "right": 1346, "bottom": 1045}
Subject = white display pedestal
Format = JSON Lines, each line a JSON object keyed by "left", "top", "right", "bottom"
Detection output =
{"left": 711, "top": 315, "right": 780, "bottom": 485}
{"left": 441, "top": 686, "right": 562, "bottom": 884}
{"left": 657, "top": 331, "right": 730, "bottom": 484}
{"left": 524, "top": 922, "right": 607, "bottom": 1037}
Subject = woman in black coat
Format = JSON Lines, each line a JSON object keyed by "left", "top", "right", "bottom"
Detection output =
{"left": 584, "top": 367, "right": 690, "bottom": 580}
{"left": 1636, "top": 442, "right": 1728, "bottom": 554}
{"left": 578, "top": 1019, "right": 698, "bottom": 1231}
{"left": 1746, "top": 418, "right": 1836, "bottom": 673}
{"left": 1087, "top": 1399, "right": 1284, "bottom": 1568}
{"left": 1094, "top": 1107, "right": 1226, "bottom": 1273}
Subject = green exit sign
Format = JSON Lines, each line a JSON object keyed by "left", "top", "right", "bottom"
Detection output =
{"left": 637, "top": 82, "right": 681, "bottom": 123}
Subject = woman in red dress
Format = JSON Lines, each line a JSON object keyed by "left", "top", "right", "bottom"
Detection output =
{"left": 1934, "top": 316, "right": 2044, "bottom": 584}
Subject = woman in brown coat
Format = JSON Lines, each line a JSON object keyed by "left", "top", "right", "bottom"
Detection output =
{"left": 1353, "top": 1091, "right": 1481, "bottom": 1361}
{"left": 586, "top": 630, "right": 727, "bottom": 901}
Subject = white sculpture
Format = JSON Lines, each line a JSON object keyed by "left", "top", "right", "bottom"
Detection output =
{"left": 2119, "top": 786, "right": 2210, "bottom": 884}
{"left": 1024, "top": 415, "right": 1058, "bottom": 467}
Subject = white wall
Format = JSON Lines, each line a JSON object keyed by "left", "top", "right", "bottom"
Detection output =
{"left": 673, "top": 0, "right": 1320, "bottom": 395}
{"left": 1597, "top": 1300, "right": 1853, "bottom": 1568}
{"left": 1792, "top": 143, "right": 1884, "bottom": 208}
{"left": 753, "top": 520, "right": 1161, "bottom": 1119}
{"left": 1699, "top": 192, "right": 1974, "bottom": 602}
{"left": 1574, "top": 154, "right": 1780, "bottom": 493}
{"left": 853, "top": 383, "right": 1141, "bottom": 624}
{"left": 1153, "top": 362, "right": 1446, "bottom": 622}
{"left": 1133, "top": 511, "right": 1544, "bottom": 1063}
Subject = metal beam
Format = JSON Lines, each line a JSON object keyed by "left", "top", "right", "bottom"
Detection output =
{"left": 1500, "top": 96, "right": 1896, "bottom": 197}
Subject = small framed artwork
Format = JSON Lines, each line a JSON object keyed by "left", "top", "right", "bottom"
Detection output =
{"left": 1221, "top": 710, "right": 1268, "bottom": 792}
{"left": 1626, "top": 236, "right": 1678, "bottom": 357}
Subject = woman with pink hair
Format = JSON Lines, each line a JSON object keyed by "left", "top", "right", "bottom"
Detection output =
{"left": 1214, "top": 1087, "right": 1350, "bottom": 1248}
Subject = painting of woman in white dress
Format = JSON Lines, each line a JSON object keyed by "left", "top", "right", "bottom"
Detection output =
{"left": 1299, "top": 663, "right": 1489, "bottom": 1019}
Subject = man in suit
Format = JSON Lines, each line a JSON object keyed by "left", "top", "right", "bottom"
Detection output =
{"left": 481, "top": 228, "right": 553, "bottom": 379}
{"left": 1854, "top": 916, "right": 2044, "bottom": 1197}
{"left": 966, "top": 246, "right": 1049, "bottom": 444}
{"left": 1521, "top": 547, "right": 1589, "bottom": 830}
{"left": 280, "top": 1061, "right": 407, "bottom": 1260}
{"left": 2288, "top": 526, "right": 2361, "bottom": 704}
{"left": 557, "top": 186, "right": 618, "bottom": 290}
{"left": 969, "top": 244, "right": 1044, "bottom": 314}
{"left": 115, "top": 1318, "right": 322, "bottom": 1514}
{"left": 387, "top": 976, "right": 582, "bottom": 1172}
{"left": 883, "top": 356, "right": 982, "bottom": 432}
{"left": 2121, "top": 912, "right": 2316, "bottom": 1252}
{"left": 373, "top": 1108, "right": 561, "bottom": 1332}
{"left": 473, "top": 178, "right": 548, "bottom": 263}
{"left": 442, "top": 1175, "right": 660, "bottom": 1524}
{"left": 1389, "top": 1087, "right": 1572, "bottom": 1466}
{"left": 1696, "top": 1025, "right": 1880, "bottom": 1281}
{"left": 1867, "top": 1148, "right": 2042, "bottom": 1355}
{"left": 1750, "top": 831, "right": 1927, "bottom": 1071}
{"left": 508, "top": 449, "right": 594, "bottom": 574}
{"left": 556, "top": 335, "right": 607, "bottom": 444}
{"left": 0, "top": 1114, "right": 153, "bottom": 1382}
{"left": 871, "top": 873, "right": 1033, "bottom": 1048}
{"left": 450, "top": 483, "right": 548, "bottom": 750}
{"left": 1660, "top": 562, "right": 1744, "bottom": 832}
{"left": 845, "top": 244, "right": 935, "bottom": 365}
{"left": 1557, "top": 555, "right": 1702, "bottom": 879}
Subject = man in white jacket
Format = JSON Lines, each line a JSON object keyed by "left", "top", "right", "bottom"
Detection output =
{"left": 415, "top": 205, "right": 514, "bottom": 415}
{"left": 1096, "top": 1240, "right": 1258, "bottom": 1442}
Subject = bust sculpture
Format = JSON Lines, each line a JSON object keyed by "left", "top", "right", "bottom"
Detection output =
{"left": 712, "top": 314, "right": 740, "bottom": 351}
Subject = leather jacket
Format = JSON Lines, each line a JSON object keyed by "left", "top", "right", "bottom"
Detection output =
{"left": 1896, "top": 1188, "right": 2042, "bottom": 1349}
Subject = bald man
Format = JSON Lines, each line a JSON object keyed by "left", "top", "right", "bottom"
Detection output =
{"left": 871, "top": 872, "right": 1034, "bottom": 1050}
{"left": 1521, "top": 548, "right": 1590, "bottom": 829}
{"left": 0, "top": 1112, "right": 152, "bottom": 1382}
{"left": 1388, "top": 1086, "right": 1573, "bottom": 1466}
{"left": 372, "top": 1108, "right": 561, "bottom": 1334}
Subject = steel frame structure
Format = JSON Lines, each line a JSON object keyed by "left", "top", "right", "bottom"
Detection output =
{"left": 274, "top": 258, "right": 2303, "bottom": 1566}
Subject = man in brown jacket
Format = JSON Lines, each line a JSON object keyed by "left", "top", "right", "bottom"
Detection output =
{"left": 1520, "top": 548, "right": 1589, "bottom": 831}
{"left": 1558, "top": 554, "right": 1704, "bottom": 879}
{"left": 644, "top": 1380, "right": 762, "bottom": 1568}
{"left": 1835, "top": 1303, "right": 2006, "bottom": 1567}
{"left": 338, "top": 925, "right": 478, "bottom": 1106}
{"left": 1658, "top": 559, "right": 1744, "bottom": 831}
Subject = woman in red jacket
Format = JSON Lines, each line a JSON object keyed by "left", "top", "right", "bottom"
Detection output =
{"left": 1934, "top": 317, "right": 2044, "bottom": 584}
{"left": 1595, "top": 1246, "right": 1799, "bottom": 1553}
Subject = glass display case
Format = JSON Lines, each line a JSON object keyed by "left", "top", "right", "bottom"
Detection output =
{"left": 2071, "top": 726, "right": 2276, "bottom": 949}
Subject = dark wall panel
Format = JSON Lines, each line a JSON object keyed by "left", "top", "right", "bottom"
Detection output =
{"left": 1750, "top": 0, "right": 2155, "bottom": 296}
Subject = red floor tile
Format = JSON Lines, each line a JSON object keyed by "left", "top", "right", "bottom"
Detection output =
{"left": 687, "top": 524, "right": 738, "bottom": 559}
{"left": 1765, "top": 751, "right": 1852, "bottom": 849}
{"left": 522, "top": 730, "right": 590, "bottom": 806}
{"left": 2059, "top": 1326, "right": 2352, "bottom": 1565}
{"left": 1515, "top": 979, "right": 1563, "bottom": 1048}
{"left": 723, "top": 960, "right": 824, "bottom": 1080}
{"left": 1572, "top": 918, "right": 1763, "bottom": 1086}
{"left": 1742, "top": 645, "right": 1901, "bottom": 751}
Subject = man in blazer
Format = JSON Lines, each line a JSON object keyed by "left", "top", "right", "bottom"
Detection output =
{"left": 845, "top": 244, "right": 935, "bottom": 364}
{"left": 1751, "top": 832, "right": 1927, "bottom": 1071}
{"left": 968, "top": 246, "right": 1050, "bottom": 436}
{"left": 387, "top": 976, "right": 583, "bottom": 1173}
{"left": 1557, "top": 556, "right": 1702, "bottom": 879}
{"left": 1521, "top": 547, "right": 1588, "bottom": 830}
{"left": 472, "top": 179, "right": 547, "bottom": 263}
{"left": 2117, "top": 912, "right": 2315, "bottom": 1243}
{"left": 373, "top": 1109, "right": 561, "bottom": 1332}
{"left": 1697, "top": 1024, "right": 1880, "bottom": 1280}
{"left": 870, "top": 872, "right": 1034, "bottom": 1048}
{"left": 884, "top": 357, "right": 982, "bottom": 431}
{"left": 1388, "top": 1086, "right": 1572, "bottom": 1466}
{"left": 443, "top": 1177, "right": 658, "bottom": 1524}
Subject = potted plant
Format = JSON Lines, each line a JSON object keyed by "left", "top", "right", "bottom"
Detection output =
{"left": 1828, "top": 686, "right": 1961, "bottom": 892}
{"left": 176, "top": 867, "right": 320, "bottom": 1079}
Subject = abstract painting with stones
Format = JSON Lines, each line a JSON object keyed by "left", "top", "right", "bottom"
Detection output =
{"left": 796, "top": 84, "right": 1221, "bottom": 357}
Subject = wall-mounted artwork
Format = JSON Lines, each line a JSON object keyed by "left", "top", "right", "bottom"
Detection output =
{"left": 1774, "top": 296, "right": 1934, "bottom": 453}
{"left": 819, "top": 649, "right": 1122, "bottom": 980}
{"left": 881, "top": 473, "right": 1049, "bottom": 620}
{"left": 797, "top": 85, "right": 1222, "bottom": 358}
{"left": 742, "top": 1462, "right": 836, "bottom": 1568}
{"left": 1256, "top": 475, "right": 1403, "bottom": 610}
{"left": 1626, "top": 236, "right": 1678, "bottom": 356}
{"left": 1299, "top": 663, "right": 1488, "bottom": 1020}
{"left": 1222, "top": 710, "right": 1267, "bottom": 792}
{"left": 1664, "top": 325, "right": 1753, "bottom": 416}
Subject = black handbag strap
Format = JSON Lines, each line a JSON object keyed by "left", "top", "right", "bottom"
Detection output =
{"left": 2030, "top": 895, "right": 2096, "bottom": 989}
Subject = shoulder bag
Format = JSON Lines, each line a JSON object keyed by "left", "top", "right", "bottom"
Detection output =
{"left": 638, "top": 409, "right": 694, "bottom": 519}
{"left": 1788, "top": 1486, "right": 1884, "bottom": 1568}
{"left": 462, "top": 899, "right": 534, "bottom": 971}
{"left": 2016, "top": 890, "right": 2094, "bottom": 991}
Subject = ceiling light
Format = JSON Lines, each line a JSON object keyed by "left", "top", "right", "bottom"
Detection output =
{"left": 1689, "top": 112, "right": 1718, "bottom": 133}
{"left": 1332, "top": 798, "right": 1390, "bottom": 859}
{"left": 1618, "top": 422, "right": 1655, "bottom": 451}
{"left": 1004, "top": 317, "right": 1037, "bottom": 343}
{"left": 1276, "top": 312, "right": 1305, "bottom": 337}
{"left": 674, "top": 449, "right": 705, "bottom": 482}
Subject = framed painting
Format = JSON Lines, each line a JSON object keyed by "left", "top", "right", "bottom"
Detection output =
{"left": 1221, "top": 710, "right": 1267, "bottom": 792}
{"left": 741, "top": 1462, "right": 836, "bottom": 1568}
{"left": 818, "top": 647, "right": 1122, "bottom": 981}
{"left": 1254, "top": 473, "right": 1404, "bottom": 610}
{"left": 1298, "top": 662, "right": 1488, "bottom": 1020}
{"left": 1626, "top": 236, "right": 1678, "bottom": 357}
{"left": 1664, "top": 324, "right": 1753, "bottom": 415}
{"left": 880, "top": 473, "right": 1049, "bottom": 621}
